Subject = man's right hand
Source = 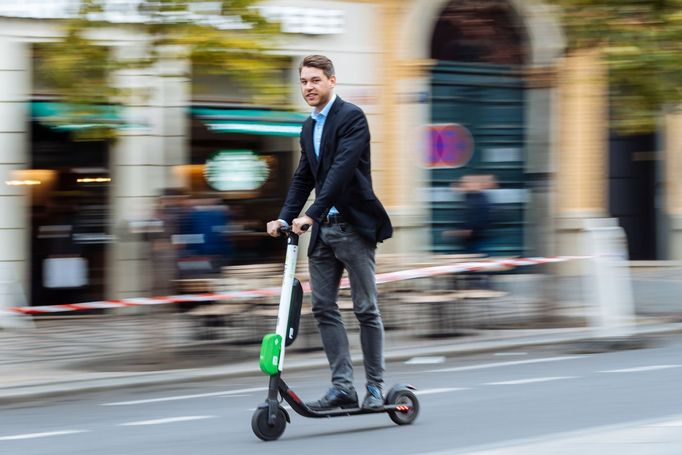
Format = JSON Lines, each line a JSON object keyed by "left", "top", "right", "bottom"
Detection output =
{"left": 266, "top": 220, "right": 285, "bottom": 237}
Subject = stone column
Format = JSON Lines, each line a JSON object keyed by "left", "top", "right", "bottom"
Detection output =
{"left": 376, "top": 0, "right": 400, "bottom": 208}
{"left": 375, "top": 0, "right": 431, "bottom": 255}
{"left": 524, "top": 67, "right": 558, "bottom": 257}
{"left": 664, "top": 110, "right": 682, "bottom": 259}
{"left": 150, "top": 45, "right": 190, "bottom": 189}
{"left": 555, "top": 49, "right": 611, "bottom": 263}
{"left": 389, "top": 59, "right": 434, "bottom": 255}
{"left": 0, "top": 37, "right": 30, "bottom": 304}
{"left": 107, "top": 44, "right": 190, "bottom": 299}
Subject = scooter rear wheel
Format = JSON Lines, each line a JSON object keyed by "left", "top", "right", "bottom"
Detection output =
{"left": 387, "top": 389, "right": 420, "bottom": 425}
{"left": 251, "top": 406, "right": 287, "bottom": 441}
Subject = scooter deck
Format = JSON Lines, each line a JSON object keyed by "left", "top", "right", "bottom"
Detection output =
{"left": 276, "top": 377, "right": 409, "bottom": 418}
{"left": 298, "top": 404, "right": 405, "bottom": 417}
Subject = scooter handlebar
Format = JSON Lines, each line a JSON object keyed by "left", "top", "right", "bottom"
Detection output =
{"left": 277, "top": 224, "right": 310, "bottom": 235}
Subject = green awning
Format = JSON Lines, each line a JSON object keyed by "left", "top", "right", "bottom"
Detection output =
{"left": 192, "top": 107, "right": 307, "bottom": 137}
{"left": 31, "top": 101, "right": 124, "bottom": 132}
{"left": 32, "top": 103, "right": 307, "bottom": 136}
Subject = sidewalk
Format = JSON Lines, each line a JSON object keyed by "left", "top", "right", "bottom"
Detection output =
{"left": 1, "top": 263, "right": 681, "bottom": 405}
{"left": 1, "top": 318, "right": 681, "bottom": 405}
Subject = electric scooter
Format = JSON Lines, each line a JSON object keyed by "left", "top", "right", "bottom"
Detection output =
{"left": 252, "top": 225, "right": 419, "bottom": 441}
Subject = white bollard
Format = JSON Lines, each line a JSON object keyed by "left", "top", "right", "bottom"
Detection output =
{"left": 0, "top": 264, "right": 33, "bottom": 329}
{"left": 582, "top": 218, "right": 636, "bottom": 340}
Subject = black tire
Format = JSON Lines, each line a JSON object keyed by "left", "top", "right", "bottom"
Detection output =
{"left": 251, "top": 406, "right": 287, "bottom": 441}
{"left": 387, "top": 390, "right": 419, "bottom": 425}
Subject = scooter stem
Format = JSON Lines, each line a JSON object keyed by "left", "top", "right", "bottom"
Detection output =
{"left": 274, "top": 232, "right": 299, "bottom": 371}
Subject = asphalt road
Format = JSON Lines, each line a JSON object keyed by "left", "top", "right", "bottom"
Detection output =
{"left": 2, "top": 333, "right": 682, "bottom": 455}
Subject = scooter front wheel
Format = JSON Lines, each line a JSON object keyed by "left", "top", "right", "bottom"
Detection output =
{"left": 251, "top": 406, "right": 287, "bottom": 441}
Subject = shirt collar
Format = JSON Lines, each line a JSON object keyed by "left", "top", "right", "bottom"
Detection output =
{"left": 311, "top": 93, "right": 337, "bottom": 121}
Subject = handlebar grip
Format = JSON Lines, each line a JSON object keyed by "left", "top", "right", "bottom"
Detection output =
{"left": 277, "top": 223, "right": 311, "bottom": 235}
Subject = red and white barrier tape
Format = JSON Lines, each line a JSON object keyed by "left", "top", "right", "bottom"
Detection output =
{"left": 7, "top": 256, "right": 588, "bottom": 315}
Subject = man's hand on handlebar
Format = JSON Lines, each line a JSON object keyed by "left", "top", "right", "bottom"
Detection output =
{"left": 266, "top": 220, "right": 285, "bottom": 237}
{"left": 266, "top": 218, "right": 312, "bottom": 237}
{"left": 292, "top": 216, "right": 313, "bottom": 235}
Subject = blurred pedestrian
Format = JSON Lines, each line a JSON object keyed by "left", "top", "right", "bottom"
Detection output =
{"left": 266, "top": 54, "right": 392, "bottom": 411}
{"left": 444, "top": 175, "right": 493, "bottom": 255}
{"left": 179, "top": 196, "right": 232, "bottom": 277}
{"left": 150, "top": 188, "right": 188, "bottom": 295}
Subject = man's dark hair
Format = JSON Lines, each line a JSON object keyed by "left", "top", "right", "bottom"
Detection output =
{"left": 299, "top": 55, "right": 335, "bottom": 78}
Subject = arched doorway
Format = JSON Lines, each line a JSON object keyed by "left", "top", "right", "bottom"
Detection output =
{"left": 429, "top": 0, "right": 528, "bottom": 256}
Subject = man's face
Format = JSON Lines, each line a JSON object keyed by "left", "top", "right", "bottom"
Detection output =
{"left": 300, "top": 66, "right": 336, "bottom": 109}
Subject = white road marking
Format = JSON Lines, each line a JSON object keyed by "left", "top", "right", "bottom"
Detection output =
{"left": 649, "top": 419, "right": 682, "bottom": 427}
{"left": 486, "top": 376, "right": 576, "bottom": 386}
{"left": 599, "top": 365, "right": 681, "bottom": 374}
{"left": 0, "top": 430, "right": 89, "bottom": 441}
{"left": 428, "top": 356, "right": 583, "bottom": 373}
{"left": 494, "top": 352, "right": 528, "bottom": 356}
{"left": 120, "top": 416, "right": 216, "bottom": 426}
{"left": 405, "top": 356, "right": 446, "bottom": 365}
{"left": 101, "top": 387, "right": 267, "bottom": 406}
{"left": 415, "top": 387, "right": 468, "bottom": 395}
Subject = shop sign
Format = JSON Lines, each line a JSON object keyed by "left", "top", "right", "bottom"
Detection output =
{"left": 427, "top": 123, "right": 474, "bottom": 169}
{"left": 204, "top": 150, "right": 270, "bottom": 192}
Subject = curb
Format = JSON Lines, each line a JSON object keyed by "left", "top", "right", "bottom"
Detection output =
{"left": 1, "top": 322, "right": 681, "bottom": 405}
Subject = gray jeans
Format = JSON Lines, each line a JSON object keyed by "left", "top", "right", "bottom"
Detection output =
{"left": 309, "top": 222, "right": 384, "bottom": 391}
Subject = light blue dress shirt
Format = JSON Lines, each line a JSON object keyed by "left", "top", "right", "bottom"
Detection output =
{"left": 311, "top": 94, "right": 338, "bottom": 216}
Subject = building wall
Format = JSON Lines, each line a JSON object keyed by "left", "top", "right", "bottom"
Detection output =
{"left": 381, "top": 0, "right": 566, "bottom": 257}
{"left": 0, "top": 18, "right": 191, "bottom": 301}
{"left": 0, "top": 0, "right": 629, "bottom": 305}
{"left": 0, "top": 36, "right": 30, "bottom": 302}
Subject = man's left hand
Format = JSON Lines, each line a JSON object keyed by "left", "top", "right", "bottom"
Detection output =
{"left": 292, "top": 215, "right": 314, "bottom": 235}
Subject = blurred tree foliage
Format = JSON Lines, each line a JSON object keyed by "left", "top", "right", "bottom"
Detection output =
{"left": 37, "top": 0, "right": 288, "bottom": 139}
{"left": 553, "top": 0, "right": 682, "bottom": 133}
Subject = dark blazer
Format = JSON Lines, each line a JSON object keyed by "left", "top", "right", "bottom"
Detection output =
{"left": 278, "top": 96, "right": 392, "bottom": 255}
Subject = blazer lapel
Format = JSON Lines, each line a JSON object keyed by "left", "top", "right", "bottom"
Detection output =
{"left": 301, "top": 118, "right": 319, "bottom": 172}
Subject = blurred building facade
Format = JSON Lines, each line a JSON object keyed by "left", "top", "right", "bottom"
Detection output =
{"left": 0, "top": 0, "right": 678, "bottom": 306}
